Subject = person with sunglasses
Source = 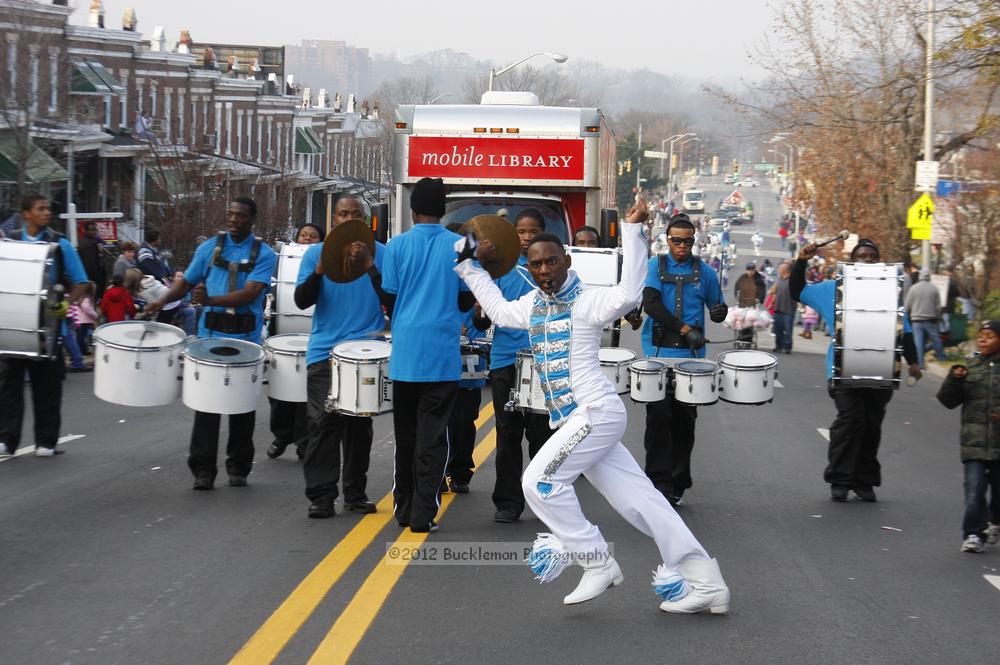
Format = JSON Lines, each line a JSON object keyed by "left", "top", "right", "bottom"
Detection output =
{"left": 639, "top": 213, "right": 728, "bottom": 506}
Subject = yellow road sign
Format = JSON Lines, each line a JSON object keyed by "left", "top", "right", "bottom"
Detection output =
{"left": 911, "top": 224, "right": 932, "bottom": 240}
{"left": 907, "top": 193, "right": 934, "bottom": 229}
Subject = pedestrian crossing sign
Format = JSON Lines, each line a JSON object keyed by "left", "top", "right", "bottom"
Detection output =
{"left": 907, "top": 193, "right": 934, "bottom": 233}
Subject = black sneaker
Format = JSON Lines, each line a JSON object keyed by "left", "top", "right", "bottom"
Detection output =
{"left": 853, "top": 486, "right": 877, "bottom": 502}
{"left": 228, "top": 476, "right": 248, "bottom": 487}
{"left": 830, "top": 485, "right": 848, "bottom": 502}
{"left": 266, "top": 441, "right": 288, "bottom": 459}
{"left": 410, "top": 520, "right": 439, "bottom": 533}
{"left": 344, "top": 499, "right": 377, "bottom": 514}
{"left": 493, "top": 509, "right": 518, "bottom": 523}
{"left": 449, "top": 480, "right": 470, "bottom": 494}
{"left": 193, "top": 475, "right": 214, "bottom": 491}
{"left": 308, "top": 496, "right": 336, "bottom": 519}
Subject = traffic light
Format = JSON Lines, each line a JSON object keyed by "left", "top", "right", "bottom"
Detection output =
{"left": 625, "top": 159, "right": 632, "bottom": 173}
{"left": 618, "top": 161, "right": 624, "bottom": 176}
{"left": 734, "top": 163, "right": 740, "bottom": 175}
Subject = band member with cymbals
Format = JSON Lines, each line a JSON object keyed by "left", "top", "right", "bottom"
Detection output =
{"left": 378, "top": 177, "right": 475, "bottom": 533}
{"left": 640, "top": 213, "right": 728, "bottom": 506}
{"left": 455, "top": 196, "right": 730, "bottom": 614}
{"left": 147, "top": 197, "right": 277, "bottom": 490}
{"left": 292, "top": 195, "right": 384, "bottom": 518}
{"left": 266, "top": 222, "right": 325, "bottom": 462}
{"left": 0, "top": 194, "right": 89, "bottom": 459}
{"left": 792, "top": 239, "right": 920, "bottom": 502}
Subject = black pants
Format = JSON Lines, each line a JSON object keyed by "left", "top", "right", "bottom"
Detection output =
{"left": 825, "top": 383, "right": 893, "bottom": 488}
{"left": 446, "top": 387, "right": 482, "bottom": 485}
{"left": 392, "top": 380, "right": 457, "bottom": 528}
{"left": 643, "top": 396, "right": 698, "bottom": 495}
{"left": 188, "top": 411, "right": 256, "bottom": 480}
{"left": 490, "top": 365, "right": 553, "bottom": 515}
{"left": 269, "top": 397, "right": 309, "bottom": 451}
{"left": 0, "top": 356, "right": 64, "bottom": 451}
{"left": 303, "top": 362, "right": 373, "bottom": 503}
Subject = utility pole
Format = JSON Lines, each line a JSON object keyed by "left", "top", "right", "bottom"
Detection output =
{"left": 921, "top": 0, "right": 934, "bottom": 275}
{"left": 635, "top": 123, "right": 642, "bottom": 193}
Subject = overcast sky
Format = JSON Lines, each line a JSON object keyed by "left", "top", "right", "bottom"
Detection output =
{"left": 76, "top": 0, "right": 776, "bottom": 82}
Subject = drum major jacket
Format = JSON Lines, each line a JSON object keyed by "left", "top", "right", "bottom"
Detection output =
{"left": 454, "top": 223, "right": 646, "bottom": 427}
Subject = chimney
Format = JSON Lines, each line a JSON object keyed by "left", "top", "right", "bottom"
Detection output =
{"left": 89, "top": 0, "right": 105, "bottom": 28}
{"left": 317, "top": 89, "right": 329, "bottom": 108}
{"left": 150, "top": 26, "right": 165, "bottom": 52}
{"left": 203, "top": 47, "right": 217, "bottom": 70}
{"left": 361, "top": 99, "right": 369, "bottom": 118}
{"left": 372, "top": 102, "right": 379, "bottom": 120}
{"left": 266, "top": 72, "right": 278, "bottom": 94}
{"left": 248, "top": 58, "right": 261, "bottom": 80}
{"left": 346, "top": 94, "right": 356, "bottom": 114}
{"left": 227, "top": 55, "right": 240, "bottom": 77}
{"left": 122, "top": 7, "right": 137, "bottom": 31}
{"left": 302, "top": 87, "right": 311, "bottom": 108}
{"left": 178, "top": 30, "right": 192, "bottom": 54}
{"left": 333, "top": 92, "right": 342, "bottom": 112}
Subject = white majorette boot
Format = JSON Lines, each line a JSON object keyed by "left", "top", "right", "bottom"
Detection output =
{"left": 659, "top": 557, "right": 730, "bottom": 615}
{"left": 563, "top": 556, "right": 624, "bottom": 605}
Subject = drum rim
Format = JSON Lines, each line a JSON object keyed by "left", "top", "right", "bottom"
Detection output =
{"left": 183, "top": 354, "right": 264, "bottom": 369}
{"left": 628, "top": 358, "right": 668, "bottom": 373}
{"left": 184, "top": 338, "right": 264, "bottom": 366}
{"left": 717, "top": 350, "right": 777, "bottom": 370}
{"left": 599, "top": 348, "right": 636, "bottom": 364}
{"left": 264, "top": 333, "right": 310, "bottom": 356}
{"left": 331, "top": 339, "right": 391, "bottom": 362}
{"left": 674, "top": 360, "right": 718, "bottom": 375}
{"left": 93, "top": 321, "right": 187, "bottom": 352}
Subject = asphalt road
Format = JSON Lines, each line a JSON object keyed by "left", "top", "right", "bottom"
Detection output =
{"left": 2, "top": 175, "right": 998, "bottom": 665}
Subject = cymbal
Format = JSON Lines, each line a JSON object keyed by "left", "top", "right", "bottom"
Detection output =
{"left": 321, "top": 219, "right": 376, "bottom": 283}
{"left": 459, "top": 214, "right": 519, "bottom": 279}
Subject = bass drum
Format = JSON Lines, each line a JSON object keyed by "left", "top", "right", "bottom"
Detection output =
{"left": 273, "top": 243, "right": 313, "bottom": 334}
{"left": 0, "top": 239, "right": 60, "bottom": 359}
{"left": 93, "top": 321, "right": 187, "bottom": 407}
{"left": 183, "top": 339, "right": 265, "bottom": 414}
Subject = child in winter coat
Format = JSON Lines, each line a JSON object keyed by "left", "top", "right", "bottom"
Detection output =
{"left": 100, "top": 275, "right": 136, "bottom": 322}
{"left": 937, "top": 320, "right": 1000, "bottom": 553}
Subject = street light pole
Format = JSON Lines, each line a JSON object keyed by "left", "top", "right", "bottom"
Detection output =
{"left": 664, "top": 132, "right": 695, "bottom": 197}
{"left": 487, "top": 52, "right": 568, "bottom": 91}
{"left": 636, "top": 123, "right": 642, "bottom": 192}
{"left": 921, "top": 0, "right": 934, "bottom": 275}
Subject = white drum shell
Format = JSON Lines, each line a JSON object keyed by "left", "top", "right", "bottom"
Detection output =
{"left": 0, "top": 239, "right": 57, "bottom": 358}
{"left": 328, "top": 341, "right": 391, "bottom": 416}
{"left": 514, "top": 350, "right": 547, "bottom": 413}
{"left": 182, "top": 342, "right": 264, "bottom": 415}
{"left": 273, "top": 243, "right": 314, "bottom": 334}
{"left": 599, "top": 347, "right": 635, "bottom": 394}
{"left": 717, "top": 351, "right": 777, "bottom": 405}
{"left": 93, "top": 322, "right": 186, "bottom": 407}
{"left": 628, "top": 359, "right": 669, "bottom": 403}
{"left": 265, "top": 334, "right": 309, "bottom": 402}
{"left": 834, "top": 262, "right": 903, "bottom": 388}
{"left": 565, "top": 247, "right": 622, "bottom": 287}
{"left": 673, "top": 361, "right": 719, "bottom": 406}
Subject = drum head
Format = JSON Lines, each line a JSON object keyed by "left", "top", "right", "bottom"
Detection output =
{"left": 599, "top": 347, "right": 636, "bottom": 363}
{"left": 95, "top": 321, "right": 186, "bottom": 348}
{"left": 630, "top": 359, "right": 666, "bottom": 372}
{"left": 676, "top": 361, "right": 716, "bottom": 374}
{"left": 718, "top": 350, "right": 776, "bottom": 369}
{"left": 333, "top": 340, "right": 391, "bottom": 360}
{"left": 265, "top": 333, "right": 309, "bottom": 353}
{"left": 185, "top": 338, "right": 264, "bottom": 363}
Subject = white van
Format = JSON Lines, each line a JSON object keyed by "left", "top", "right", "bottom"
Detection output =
{"left": 682, "top": 189, "right": 705, "bottom": 212}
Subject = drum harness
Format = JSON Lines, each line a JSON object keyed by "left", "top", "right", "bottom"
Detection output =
{"left": 202, "top": 232, "right": 262, "bottom": 335}
{"left": 651, "top": 256, "right": 736, "bottom": 357}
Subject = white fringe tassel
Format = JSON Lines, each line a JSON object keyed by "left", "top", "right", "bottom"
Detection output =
{"left": 651, "top": 564, "right": 688, "bottom": 602}
{"left": 526, "top": 533, "right": 571, "bottom": 584}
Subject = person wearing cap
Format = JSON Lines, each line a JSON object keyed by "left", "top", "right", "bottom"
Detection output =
{"left": 291, "top": 195, "right": 385, "bottom": 518}
{"left": 936, "top": 320, "right": 1000, "bottom": 553}
{"left": 791, "top": 238, "right": 921, "bottom": 502}
{"left": 378, "top": 177, "right": 475, "bottom": 533}
{"left": 639, "top": 213, "right": 728, "bottom": 506}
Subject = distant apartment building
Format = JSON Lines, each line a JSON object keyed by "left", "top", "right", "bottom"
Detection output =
{"left": 285, "top": 40, "right": 371, "bottom": 97}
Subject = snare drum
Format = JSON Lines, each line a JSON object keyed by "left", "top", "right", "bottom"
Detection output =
{"left": 264, "top": 333, "right": 309, "bottom": 402}
{"left": 460, "top": 336, "right": 490, "bottom": 381}
{"left": 273, "top": 243, "right": 313, "bottom": 334}
{"left": 716, "top": 350, "right": 777, "bottom": 405}
{"left": 628, "top": 358, "right": 670, "bottom": 403}
{"left": 93, "top": 321, "right": 187, "bottom": 407}
{"left": 599, "top": 347, "right": 635, "bottom": 393}
{"left": 834, "top": 262, "right": 903, "bottom": 388}
{"left": 512, "top": 348, "right": 547, "bottom": 413}
{"left": 183, "top": 339, "right": 265, "bottom": 414}
{"left": 0, "top": 239, "right": 60, "bottom": 359}
{"left": 673, "top": 360, "right": 719, "bottom": 406}
{"left": 327, "top": 340, "right": 391, "bottom": 416}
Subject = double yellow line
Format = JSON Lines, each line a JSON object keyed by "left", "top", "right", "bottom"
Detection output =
{"left": 230, "top": 402, "right": 497, "bottom": 665}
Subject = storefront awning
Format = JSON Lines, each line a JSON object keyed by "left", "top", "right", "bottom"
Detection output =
{"left": 0, "top": 134, "right": 68, "bottom": 183}
{"left": 295, "top": 126, "right": 324, "bottom": 154}
{"left": 71, "top": 61, "right": 126, "bottom": 95}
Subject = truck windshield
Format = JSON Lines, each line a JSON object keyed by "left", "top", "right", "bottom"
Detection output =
{"left": 683, "top": 192, "right": 703, "bottom": 201}
{"left": 441, "top": 197, "right": 568, "bottom": 244}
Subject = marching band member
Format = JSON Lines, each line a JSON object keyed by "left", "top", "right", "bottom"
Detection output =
{"left": 266, "top": 222, "right": 325, "bottom": 461}
{"left": 455, "top": 197, "right": 730, "bottom": 614}
{"left": 379, "top": 177, "right": 475, "bottom": 533}
{"left": 147, "top": 197, "right": 277, "bottom": 490}
{"left": 0, "top": 195, "right": 89, "bottom": 459}
{"left": 792, "top": 239, "right": 920, "bottom": 502}
{"left": 640, "top": 213, "right": 728, "bottom": 505}
{"left": 293, "top": 196, "right": 383, "bottom": 518}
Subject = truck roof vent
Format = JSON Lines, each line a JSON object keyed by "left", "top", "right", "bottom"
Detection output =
{"left": 480, "top": 91, "right": 541, "bottom": 106}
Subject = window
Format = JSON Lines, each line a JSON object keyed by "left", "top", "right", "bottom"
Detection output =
{"left": 440, "top": 197, "right": 569, "bottom": 244}
{"left": 48, "top": 51, "right": 58, "bottom": 113}
{"left": 7, "top": 37, "right": 17, "bottom": 98}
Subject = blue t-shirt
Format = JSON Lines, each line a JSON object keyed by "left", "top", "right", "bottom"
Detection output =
{"left": 641, "top": 255, "right": 723, "bottom": 358}
{"left": 381, "top": 224, "right": 468, "bottom": 382}
{"left": 489, "top": 256, "right": 535, "bottom": 370}
{"left": 458, "top": 308, "right": 487, "bottom": 389}
{"left": 297, "top": 241, "right": 387, "bottom": 366}
{"left": 21, "top": 231, "right": 88, "bottom": 286}
{"left": 800, "top": 278, "right": 912, "bottom": 379}
{"left": 183, "top": 233, "right": 277, "bottom": 344}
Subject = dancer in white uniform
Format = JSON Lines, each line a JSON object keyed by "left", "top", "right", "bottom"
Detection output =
{"left": 454, "top": 198, "right": 730, "bottom": 613}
